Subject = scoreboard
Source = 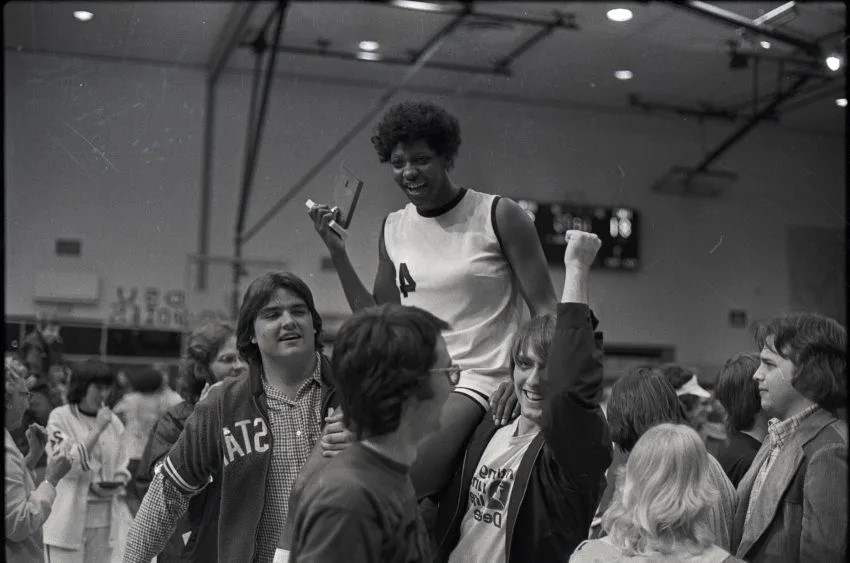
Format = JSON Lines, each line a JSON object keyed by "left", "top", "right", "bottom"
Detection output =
{"left": 516, "top": 200, "right": 639, "bottom": 270}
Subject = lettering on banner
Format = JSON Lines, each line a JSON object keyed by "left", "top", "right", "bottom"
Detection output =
{"left": 108, "top": 286, "right": 189, "bottom": 329}
{"left": 109, "top": 287, "right": 141, "bottom": 326}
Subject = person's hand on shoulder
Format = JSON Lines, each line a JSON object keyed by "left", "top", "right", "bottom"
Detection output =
{"left": 321, "top": 407, "right": 356, "bottom": 458}
{"left": 489, "top": 381, "right": 520, "bottom": 427}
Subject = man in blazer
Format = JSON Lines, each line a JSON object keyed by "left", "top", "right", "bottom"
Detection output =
{"left": 732, "top": 312, "right": 847, "bottom": 562}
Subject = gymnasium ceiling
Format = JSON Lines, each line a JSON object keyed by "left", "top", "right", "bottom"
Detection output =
{"left": 4, "top": 1, "right": 847, "bottom": 134}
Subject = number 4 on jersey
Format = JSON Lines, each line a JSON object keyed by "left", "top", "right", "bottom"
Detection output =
{"left": 398, "top": 262, "right": 417, "bottom": 298}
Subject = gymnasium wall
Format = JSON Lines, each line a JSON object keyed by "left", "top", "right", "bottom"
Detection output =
{"left": 5, "top": 51, "right": 845, "bottom": 373}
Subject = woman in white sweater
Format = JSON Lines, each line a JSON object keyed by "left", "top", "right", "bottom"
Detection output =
{"left": 42, "top": 360, "right": 131, "bottom": 562}
{"left": 5, "top": 355, "right": 71, "bottom": 563}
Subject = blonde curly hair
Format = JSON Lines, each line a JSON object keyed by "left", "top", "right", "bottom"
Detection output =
{"left": 602, "top": 423, "right": 717, "bottom": 556}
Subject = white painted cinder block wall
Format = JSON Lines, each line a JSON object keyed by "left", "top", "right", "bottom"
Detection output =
{"left": 5, "top": 51, "right": 844, "bottom": 369}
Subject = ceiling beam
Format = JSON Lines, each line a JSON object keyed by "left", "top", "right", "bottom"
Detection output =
{"left": 492, "top": 12, "right": 570, "bottom": 71}
{"left": 196, "top": 1, "right": 259, "bottom": 290}
{"left": 662, "top": 1, "right": 821, "bottom": 57}
{"left": 776, "top": 83, "right": 846, "bottom": 116}
{"left": 240, "top": 6, "right": 473, "bottom": 244}
{"left": 252, "top": 43, "right": 509, "bottom": 76}
{"left": 727, "top": 47, "right": 823, "bottom": 68}
{"left": 233, "top": 1, "right": 289, "bottom": 311}
{"left": 724, "top": 78, "right": 834, "bottom": 113}
{"left": 628, "top": 94, "right": 739, "bottom": 121}
{"left": 375, "top": 1, "right": 579, "bottom": 30}
{"left": 207, "top": 2, "right": 259, "bottom": 82}
{"left": 5, "top": 46, "right": 205, "bottom": 70}
{"left": 688, "top": 74, "right": 810, "bottom": 177}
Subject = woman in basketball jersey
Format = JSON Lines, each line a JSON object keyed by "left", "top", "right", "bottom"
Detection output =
{"left": 308, "top": 100, "right": 556, "bottom": 496}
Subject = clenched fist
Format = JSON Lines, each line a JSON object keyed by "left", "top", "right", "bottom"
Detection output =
{"left": 563, "top": 230, "right": 602, "bottom": 269}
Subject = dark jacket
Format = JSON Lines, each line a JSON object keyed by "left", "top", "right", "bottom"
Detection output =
{"left": 732, "top": 408, "right": 847, "bottom": 562}
{"left": 433, "top": 303, "right": 612, "bottom": 562}
{"left": 136, "top": 401, "right": 219, "bottom": 562}
{"left": 161, "top": 354, "right": 338, "bottom": 563}
{"left": 717, "top": 430, "right": 761, "bottom": 488}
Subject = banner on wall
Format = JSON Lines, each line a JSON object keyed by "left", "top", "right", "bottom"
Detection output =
{"left": 107, "top": 285, "right": 193, "bottom": 330}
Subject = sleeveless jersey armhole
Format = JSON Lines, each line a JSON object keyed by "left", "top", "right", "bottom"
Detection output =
{"left": 374, "top": 214, "right": 396, "bottom": 303}
{"left": 491, "top": 196, "right": 519, "bottom": 285}
{"left": 490, "top": 195, "right": 505, "bottom": 255}
{"left": 378, "top": 214, "right": 392, "bottom": 265}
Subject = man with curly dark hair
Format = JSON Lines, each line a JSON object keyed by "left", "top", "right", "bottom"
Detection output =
{"left": 307, "top": 100, "right": 557, "bottom": 496}
{"left": 288, "top": 304, "right": 453, "bottom": 562}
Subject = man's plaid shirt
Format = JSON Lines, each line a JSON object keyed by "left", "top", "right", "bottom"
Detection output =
{"left": 124, "top": 356, "right": 324, "bottom": 563}
{"left": 744, "top": 404, "right": 820, "bottom": 526}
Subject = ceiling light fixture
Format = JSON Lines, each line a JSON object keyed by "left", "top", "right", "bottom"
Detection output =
{"left": 760, "top": 40, "right": 771, "bottom": 49}
{"left": 358, "top": 40, "right": 380, "bottom": 52}
{"left": 356, "top": 51, "right": 382, "bottom": 61}
{"left": 73, "top": 10, "right": 94, "bottom": 22}
{"left": 753, "top": 1, "right": 797, "bottom": 26}
{"left": 391, "top": 1, "right": 446, "bottom": 12}
{"left": 825, "top": 55, "right": 841, "bottom": 72}
{"left": 614, "top": 70, "right": 633, "bottom": 80}
{"left": 837, "top": 98, "right": 848, "bottom": 108}
{"left": 607, "top": 8, "right": 633, "bottom": 22}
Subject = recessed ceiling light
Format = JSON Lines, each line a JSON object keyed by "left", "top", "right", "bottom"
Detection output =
{"left": 356, "top": 51, "right": 382, "bottom": 61}
{"left": 73, "top": 10, "right": 94, "bottom": 22}
{"left": 760, "top": 40, "right": 771, "bottom": 49}
{"left": 358, "top": 41, "right": 380, "bottom": 52}
{"left": 391, "top": 1, "right": 446, "bottom": 11}
{"left": 825, "top": 55, "right": 841, "bottom": 71}
{"left": 607, "top": 8, "right": 633, "bottom": 22}
{"left": 614, "top": 70, "right": 633, "bottom": 80}
{"left": 837, "top": 98, "right": 848, "bottom": 108}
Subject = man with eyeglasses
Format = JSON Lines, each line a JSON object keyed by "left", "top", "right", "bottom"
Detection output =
{"left": 288, "top": 304, "right": 453, "bottom": 562}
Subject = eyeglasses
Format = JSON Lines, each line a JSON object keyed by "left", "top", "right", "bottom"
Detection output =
{"left": 214, "top": 354, "right": 241, "bottom": 365}
{"left": 18, "top": 390, "right": 32, "bottom": 400}
{"left": 430, "top": 365, "right": 461, "bottom": 385}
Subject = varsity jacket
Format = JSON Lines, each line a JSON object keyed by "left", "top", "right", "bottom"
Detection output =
{"left": 433, "top": 303, "right": 612, "bottom": 562}
{"left": 161, "top": 355, "right": 338, "bottom": 563}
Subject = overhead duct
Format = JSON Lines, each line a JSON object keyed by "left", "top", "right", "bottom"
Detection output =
{"left": 651, "top": 74, "right": 809, "bottom": 198}
{"left": 651, "top": 166, "right": 738, "bottom": 197}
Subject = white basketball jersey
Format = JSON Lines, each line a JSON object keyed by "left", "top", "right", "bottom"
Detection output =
{"left": 383, "top": 189, "right": 526, "bottom": 390}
